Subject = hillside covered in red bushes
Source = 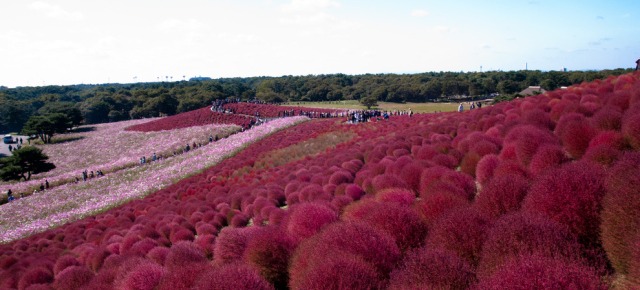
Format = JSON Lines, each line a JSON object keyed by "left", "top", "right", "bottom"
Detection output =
{"left": 124, "top": 107, "right": 257, "bottom": 132}
{"left": 2, "top": 72, "right": 640, "bottom": 289}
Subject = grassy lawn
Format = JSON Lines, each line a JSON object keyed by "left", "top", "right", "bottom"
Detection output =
{"left": 282, "top": 100, "right": 460, "bottom": 113}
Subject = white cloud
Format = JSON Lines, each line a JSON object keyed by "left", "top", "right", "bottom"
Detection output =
{"left": 281, "top": 0, "right": 340, "bottom": 13}
{"left": 434, "top": 25, "right": 451, "bottom": 33}
{"left": 411, "top": 9, "right": 429, "bottom": 17}
{"left": 29, "top": 1, "right": 83, "bottom": 21}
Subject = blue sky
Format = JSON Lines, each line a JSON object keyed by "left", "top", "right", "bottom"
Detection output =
{"left": 0, "top": 0, "right": 638, "bottom": 87}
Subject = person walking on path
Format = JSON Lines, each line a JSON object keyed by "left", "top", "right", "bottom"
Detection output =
{"left": 458, "top": 103, "right": 464, "bottom": 112}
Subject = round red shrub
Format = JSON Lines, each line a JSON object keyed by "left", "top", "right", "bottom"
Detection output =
{"left": 343, "top": 199, "right": 427, "bottom": 252}
{"left": 52, "top": 266, "right": 94, "bottom": 290}
{"left": 156, "top": 263, "right": 213, "bottom": 290}
{"left": 244, "top": 227, "right": 295, "bottom": 289}
{"left": 18, "top": 267, "right": 53, "bottom": 290}
{"left": 477, "top": 212, "right": 584, "bottom": 278}
{"left": 370, "top": 174, "right": 410, "bottom": 194}
{"left": 374, "top": 188, "right": 415, "bottom": 206}
{"left": 591, "top": 105, "right": 622, "bottom": 130}
{"left": 193, "top": 262, "right": 274, "bottom": 290}
{"left": 117, "top": 261, "right": 166, "bottom": 290}
{"left": 399, "top": 162, "right": 425, "bottom": 192}
{"left": 289, "top": 221, "right": 400, "bottom": 289}
{"left": 53, "top": 255, "right": 80, "bottom": 276}
{"left": 601, "top": 152, "right": 640, "bottom": 276}
{"left": 292, "top": 253, "right": 382, "bottom": 290}
{"left": 555, "top": 114, "right": 598, "bottom": 159}
{"left": 504, "top": 124, "right": 558, "bottom": 167}
{"left": 285, "top": 202, "right": 338, "bottom": 244}
{"left": 164, "top": 241, "right": 208, "bottom": 269}
{"left": 622, "top": 110, "right": 640, "bottom": 149}
{"left": 426, "top": 207, "right": 492, "bottom": 267}
{"left": 474, "top": 254, "right": 606, "bottom": 290}
{"left": 528, "top": 144, "right": 568, "bottom": 176}
{"left": 146, "top": 246, "right": 170, "bottom": 266}
{"left": 413, "top": 191, "right": 470, "bottom": 227}
{"left": 344, "top": 184, "right": 365, "bottom": 200}
{"left": 474, "top": 174, "right": 530, "bottom": 219}
{"left": 328, "top": 170, "right": 353, "bottom": 186}
{"left": 213, "top": 227, "right": 259, "bottom": 265}
{"left": 389, "top": 248, "right": 476, "bottom": 289}
{"left": 522, "top": 160, "right": 606, "bottom": 246}
{"left": 419, "top": 166, "right": 476, "bottom": 201}
{"left": 475, "top": 154, "right": 500, "bottom": 185}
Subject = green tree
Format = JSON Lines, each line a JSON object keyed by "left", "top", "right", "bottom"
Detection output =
{"left": 0, "top": 146, "right": 55, "bottom": 181}
{"left": 360, "top": 95, "right": 378, "bottom": 109}
{"left": 37, "top": 102, "right": 83, "bottom": 127}
{"left": 21, "top": 113, "right": 70, "bottom": 144}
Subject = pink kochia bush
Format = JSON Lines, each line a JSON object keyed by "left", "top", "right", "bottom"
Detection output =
{"left": 474, "top": 174, "right": 530, "bottom": 219}
{"left": 474, "top": 254, "right": 606, "bottom": 290}
{"left": 522, "top": 160, "right": 606, "bottom": 246}
{"left": 284, "top": 202, "right": 338, "bottom": 244}
{"left": 289, "top": 221, "right": 401, "bottom": 290}
{"left": 342, "top": 199, "right": 428, "bottom": 252}
{"left": 426, "top": 207, "right": 492, "bottom": 268}
{"left": 388, "top": 247, "right": 476, "bottom": 289}
{"left": 477, "top": 212, "right": 584, "bottom": 278}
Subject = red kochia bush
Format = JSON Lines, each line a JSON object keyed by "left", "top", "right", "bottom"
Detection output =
{"left": 342, "top": 199, "right": 428, "bottom": 252}
{"left": 522, "top": 160, "right": 606, "bottom": 246}
{"left": 164, "top": 241, "right": 208, "bottom": 269}
{"left": 474, "top": 254, "right": 606, "bottom": 290}
{"left": 52, "top": 266, "right": 94, "bottom": 290}
{"left": 18, "top": 267, "right": 54, "bottom": 290}
{"left": 289, "top": 221, "right": 400, "bottom": 290}
{"left": 284, "top": 202, "right": 338, "bottom": 244}
{"left": 291, "top": 253, "right": 383, "bottom": 290}
{"left": 477, "top": 212, "right": 583, "bottom": 278}
{"left": 475, "top": 154, "right": 500, "bottom": 185}
{"left": 213, "top": 227, "right": 259, "bottom": 265}
{"left": 528, "top": 144, "right": 567, "bottom": 176}
{"left": 426, "top": 207, "right": 492, "bottom": 267}
{"left": 388, "top": 248, "right": 476, "bottom": 289}
{"left": 193, "top": 262, "right": 274, "bottom": 290}
{"left": 374, "top": 188, "right": 415, "bottom": 206}
{"left": 622, "top": 109, "right": 640, "bottom": 149}
{"left": 419, "top": 166, "right": 476, "bottom": 201}
{"left": 474, "top": 174, "right": 529, "bottom": 219}
{"left": 413, "top": 191, "right": 470, "bottom": 227}
{"left": 601, "top": 152, "right": 640, "bottom": 276}
{"left": 244, "top": 227, "right": 295, "bottom": 289}
{"left": 555, "top": 113, "right": 598, "bottom": 159}
{"left": 370, "top": 173, "right": 410, "bottom": 194}
{"left": 116, "top": 262, "right": 166, "bottom": 290}
{"left": 503, "top": 124, "right": 558, "bottom": 168}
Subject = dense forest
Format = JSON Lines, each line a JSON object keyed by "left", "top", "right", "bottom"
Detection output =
{"left": 0, "top": 69, "right": 632, "bottom": 133}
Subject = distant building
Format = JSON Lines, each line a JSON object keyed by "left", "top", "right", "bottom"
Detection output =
{"left": 518, "top": 86, "right": 546, "bottom": 96}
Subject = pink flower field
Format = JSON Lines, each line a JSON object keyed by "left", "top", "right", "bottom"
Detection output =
{"left": 0, "top": 119, "right": 240, "bottom": 196}
{"left": 1, "top": 72, "right": 640, "bottom": 289}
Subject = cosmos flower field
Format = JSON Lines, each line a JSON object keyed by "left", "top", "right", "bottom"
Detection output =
{"left": 1, "top": 72, "right": 640, "bottom": 289}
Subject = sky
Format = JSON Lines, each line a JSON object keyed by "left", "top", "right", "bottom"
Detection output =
{"left": 0, "top": 0, "right": 638, "bottom": 88}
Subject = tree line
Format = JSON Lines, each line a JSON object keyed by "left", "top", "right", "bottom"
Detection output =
{"left": 0, "top": 69, "right": 632, "bottom": 133}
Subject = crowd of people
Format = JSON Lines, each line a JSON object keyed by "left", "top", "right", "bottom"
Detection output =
{"left": 346, "top": 109, "right": 413, "bottom": 124}
{"left": 458, "top": 101, "right": 484, "bottom": 112}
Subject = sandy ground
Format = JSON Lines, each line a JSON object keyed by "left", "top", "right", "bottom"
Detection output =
{"left": 0, "top": 135, "right": 30, "bottom": 158}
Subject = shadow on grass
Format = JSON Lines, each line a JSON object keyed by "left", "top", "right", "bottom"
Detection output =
{"left": 71, "top": 126, "right": 96, "bottom": 133}
{"left": 50, "top": 136, "right": 85, "bottom": 144}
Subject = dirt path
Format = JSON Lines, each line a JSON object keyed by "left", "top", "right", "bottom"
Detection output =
{"left": 0, "top": 135, "right": 29, "bottom": 158}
